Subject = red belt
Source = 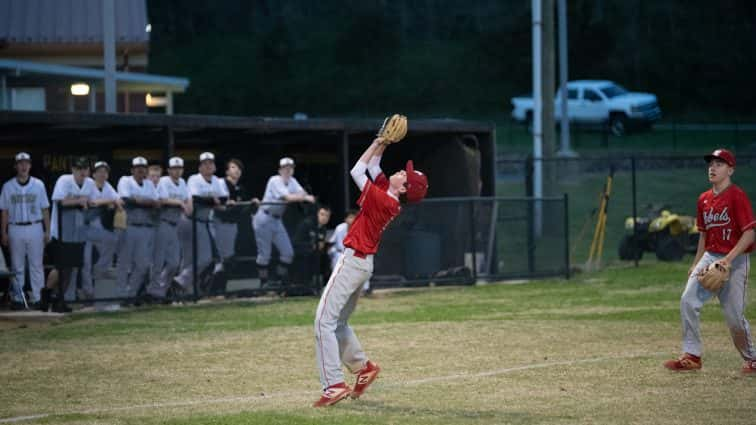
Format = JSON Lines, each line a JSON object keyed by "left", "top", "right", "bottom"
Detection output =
{"left": 347, "top": 247, "right": 368, "bottom": 258}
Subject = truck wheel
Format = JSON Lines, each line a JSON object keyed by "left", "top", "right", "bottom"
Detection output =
{"left": 619, "top": 235, "right": 643, "bottom": 261}
{"left": 609, "top": 113, "right": 627, "bottom": 137}
{"left": 655, "top": 234, "right": 684, "bottom": 262}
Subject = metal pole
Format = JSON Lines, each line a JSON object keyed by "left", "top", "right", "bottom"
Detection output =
{"left": 528, "top": 198, "right": 535, "bottom": 274}
{"left": 0, "top": 75, "right": 6, "bottom": 110}
{"left": 192, "top": 199, "right": 199, "bottom": 301}
{"left": 531, "top": 0, "right": 543, "bottom": 237}
{"left": 341, "top": 131, "right": 351, "bottom": 213}
{"left": 88, "top": 85, "right": 96, "bottom": 112}
{"left": 631, "top": 157, "right": 639, "bottom": 267}
{"left": 165, "top": 92, "right": 174, "bottom": 115}
{"left": 563, "top": 193, "right": 570, "bottom": 279}
{"left": 469, "top": 199, "right": 477, "bottom": 284}
{"left": 557, "top": 0, "right": 572, "bottom": 155}
{"left": 102, "top": 0, "right": 117, "bottom": 113}
{"left": 165, "top": 126, "right": 175, "bottom": 160}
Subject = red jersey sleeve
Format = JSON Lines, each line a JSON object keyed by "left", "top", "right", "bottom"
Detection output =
{"left": 733, "top": 189, "right": 756, "bottom": 232}
{"left": 374, "top": 172, "right": 389, "bottom": 191}
{"left": 356, "top": 180, "right": 372, "bottom": 207}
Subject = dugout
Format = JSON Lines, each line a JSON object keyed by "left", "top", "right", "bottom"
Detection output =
{"left": 0, "top": 110, "right": 496, "bottom": 286}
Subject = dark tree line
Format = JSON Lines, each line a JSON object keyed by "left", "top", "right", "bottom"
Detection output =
{"left": 147, "top": 0, "right": 756, "bottom": 119}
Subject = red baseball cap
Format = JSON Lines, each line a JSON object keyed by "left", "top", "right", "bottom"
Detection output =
{"left": 704, "top": 148, "right": 736, "bottom": 167}
{"left": 405, "top": 160, "right": 428, "bottom": 203}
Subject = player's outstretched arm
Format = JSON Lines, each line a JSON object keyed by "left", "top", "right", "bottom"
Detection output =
{"left": 351, "top": 138, "right": 385, "bottom": 190}
{"left": 368, "top": 142, "right": 386, "bottom": 180}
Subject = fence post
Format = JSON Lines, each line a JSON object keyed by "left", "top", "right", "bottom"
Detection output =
{"left": 563, "top": 193, "right": 570, "bottom": 279}
{"left": 192, "top": 199, "right": 199, "bottom": 302}
{"left": 469, "top": 199, "right": 477, "bottom": 285}
{"left": 527, "top": 197, "right": 535, "bottom": 274}
{"left": 631, "top": 157, "right": 639, "bottom": 267}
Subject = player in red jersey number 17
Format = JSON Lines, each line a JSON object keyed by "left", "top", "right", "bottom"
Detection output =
{"left": 664, "top": 148, "right": 756, "bottom": 373}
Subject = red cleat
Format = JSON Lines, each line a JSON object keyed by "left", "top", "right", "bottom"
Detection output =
{"left": 313, "top": 382, "right": 352, "bottom": 407}
{"left": 351, "top": 360, "right": 381, "bottom": 399}
{"left": 663, "top": 353, "right": 702, "bottom": 371}
{"left": 742, "top": 359, "right": 756, "bottom": 374}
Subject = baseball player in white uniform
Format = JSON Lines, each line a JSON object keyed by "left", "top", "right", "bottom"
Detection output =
{"left": 0, "top": 152, "right": 50, "bottom": 308}
{"left": 50, "top": 157, "right": 96, "bottom": 308}
{"left": 80, "top": 161, "right": 122, "bottom": 297}
{"left": 147, "top": 157, "right": 190, "bottom": 300}
{"left": 174, "top": 152, "right": 228, "bottom": 293}
{"left": 253, "top": 157, "right": 315, "bottom": 286}
{"left": 116, "top": 157, "right": 160, "bottom": 300}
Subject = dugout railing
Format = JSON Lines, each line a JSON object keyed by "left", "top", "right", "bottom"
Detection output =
{"left": 197, "top": 196, "right": 570, "bottom": 295}
{"left": 4, "top": 196, "right": 569, "bottom": 309}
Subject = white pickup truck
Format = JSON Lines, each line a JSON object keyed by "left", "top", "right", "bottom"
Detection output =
{"left": 511, "top": 80, "right": 662, "bottom": 136}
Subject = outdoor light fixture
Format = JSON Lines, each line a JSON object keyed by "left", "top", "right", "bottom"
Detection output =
{"left": 145, "top": 24, "right": 152, "bottom": 33}
{"left": 145, "top": 93, "right": 167, "bottom": 107}
{"left": 70, "top": 83, "right": 90, "bottom": 96}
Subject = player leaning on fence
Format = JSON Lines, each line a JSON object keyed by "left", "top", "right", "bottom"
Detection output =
{"left": 664, "top": 148, "right": 756, "bottom": 374}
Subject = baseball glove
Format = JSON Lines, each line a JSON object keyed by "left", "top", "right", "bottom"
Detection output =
{"left": 113, "top": 209, "right": 127, "bottom": 230}
{"left": 697, "top": 260, "right": 730, "bottom": 291}
{"left": 377, "top": 114, "right": 408, "bottom": 144}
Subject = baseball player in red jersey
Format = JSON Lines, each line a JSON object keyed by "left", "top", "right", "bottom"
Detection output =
{"left": 312, "top": 137, "right": 428, "bottom": 407}
{"left": 664, "top": 149, "right": 756, "bottom": 373}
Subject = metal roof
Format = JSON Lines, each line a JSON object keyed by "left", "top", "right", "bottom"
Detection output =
{"left": 0, "top": 58, "right": 189, "bottom": 92}
{"left": 0, "top": 0, "right": 148, "bottom": 44}
{"left": 0, "top": 110, "right": 495, "bottom": 134}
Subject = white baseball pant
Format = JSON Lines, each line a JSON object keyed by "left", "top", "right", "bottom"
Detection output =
{"left": 116, "top": 225, "right": 155, "bottom": 298}
{"left": 252, "top": 211, "right": 293, "bottom": 266}
{"left": 214, "top": 221, "right": 237, "bottom": 261}
{"left": 73, "top": 218, "right": 117, "bottom": 298}
{"left": 8, "top": 222, "right": 45, "bottom": 303}
{"left": 314, "top": 248, "right": 371, "bottom": 389}
{"left": 681, "top": 251, "right": 755, "bottom": 360}
{"left": 175, "top": 217, "right": 216, "bottom": 289}
{"left": 147, "top": 221, "right": 181, "bottom": 297}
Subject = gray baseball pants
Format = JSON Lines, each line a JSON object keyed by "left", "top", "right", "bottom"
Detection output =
{"left": 215, "top": 221, "right": 237, "bottom": 261}
{"left": 116, "top": 225, "right": 155, "bottom": 298}
{"left": 77, "top": 218, "right": 118, "bottom": 296}
{"left": 681, "top": 251, "right": 755, "bottom": 360}
{"left": 314, "top": 248, "right": 371, "bottom": 389}
{"left": 147, "top": 221, "right": 181, "bottom": 297}
{"left": 175, "top": 217, "right": 216, "bottom": 289}
{"left": 8, "top": 223, "right": 45, "bottom": 303}
{"left": 252, "top": 211, "right": 293, "bottom": 266}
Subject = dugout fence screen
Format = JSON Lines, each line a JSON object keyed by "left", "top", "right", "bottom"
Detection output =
{"left": 43, "top": 196, "right": 569, "bottom": 307}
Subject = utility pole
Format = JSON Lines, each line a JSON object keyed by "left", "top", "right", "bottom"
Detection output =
{"left": 531, "top": 0, "right": 543, "bottom": 236}
{"left": 557, "top": 0, "right": 575, "bottom": 157}
{"left": 542, "top": 0, "right": 556, "bottom": 196}
{"left": 103, "top": 0, "right": 117, "bottom": 113}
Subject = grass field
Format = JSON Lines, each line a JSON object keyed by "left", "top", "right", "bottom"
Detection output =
{"left": 1, "top": 261, "right": 755, "bottom": 425}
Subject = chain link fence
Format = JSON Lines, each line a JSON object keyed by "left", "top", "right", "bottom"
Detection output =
{"left": 2, "top": 195, "right": 570, "bottom": 309}
{"left": 497, "top": 153, "right": 756, "bottom": 269}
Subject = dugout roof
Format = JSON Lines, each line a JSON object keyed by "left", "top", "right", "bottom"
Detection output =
{"left": 0, "top": 110, "right": 496, "bottom": 216}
